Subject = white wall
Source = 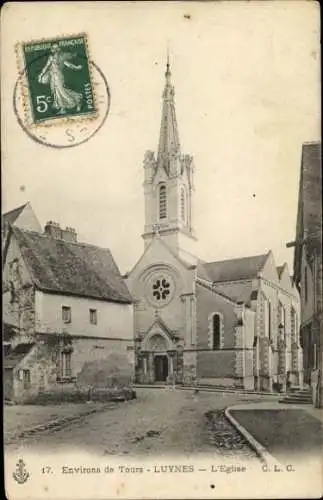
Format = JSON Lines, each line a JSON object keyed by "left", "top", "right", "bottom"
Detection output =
{"left": 16, "top": 203, "right": 42, "bottom": 232}
{"left": 35, "top": 291, "right": 134, "bottom": 340}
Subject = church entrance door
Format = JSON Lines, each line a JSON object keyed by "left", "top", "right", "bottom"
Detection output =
{"left": 154, "top": 355, "right": 168, "bottom": 382}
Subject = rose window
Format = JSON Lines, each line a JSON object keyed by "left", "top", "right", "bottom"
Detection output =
{"left": 152, "top": 278, "right": 171, "bottom": 301}
{"left": 144, "top": 271, "right": 176, "bottom": 308}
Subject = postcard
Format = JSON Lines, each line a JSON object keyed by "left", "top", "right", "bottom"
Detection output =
{"left": 1, "top": 1, "right": 322, "bottom": 499}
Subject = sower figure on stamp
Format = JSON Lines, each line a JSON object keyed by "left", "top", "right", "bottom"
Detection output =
{"left": 38, "top": 43, "right": 83, "bottom": 114}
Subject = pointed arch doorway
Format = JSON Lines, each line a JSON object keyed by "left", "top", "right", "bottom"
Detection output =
{"left": 147, "top": 332, "right": 169, "bottom": 383}
{"left": 139, "top": 323, "right": 183, "bottom": 385}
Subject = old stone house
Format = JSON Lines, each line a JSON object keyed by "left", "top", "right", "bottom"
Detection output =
{"left": 290, "top": 141, "right": 322, "bottom": 406}
{"left": 125, "top": 61, "right": 303, "bottom": 391}
{"left": 2, "top": 202, "right": 42, "bottom": 356}
{"left": 3, "top": 221, "right": 134, "bottom": 402}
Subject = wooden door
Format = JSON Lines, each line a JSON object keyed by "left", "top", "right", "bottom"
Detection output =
{"left": 154, "top": 355, "right": 168, "bottom": 382}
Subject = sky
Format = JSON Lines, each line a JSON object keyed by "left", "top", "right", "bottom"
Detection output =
{"left": 2, "top": 1, "right": 320, "bottom": 274}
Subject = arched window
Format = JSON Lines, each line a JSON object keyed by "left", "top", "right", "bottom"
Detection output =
{"left": 159, "top": 184, "right": 167, "bottom": 220}
{"left": 212, "top": 314, "right": 221, "bottom": 350}
{"left": 180, "top": 186, "right": 186, "bottom": 223}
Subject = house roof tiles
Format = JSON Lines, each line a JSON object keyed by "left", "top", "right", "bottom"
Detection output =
{"left": 12, "top": 227, "right": 132, "bottom": 304}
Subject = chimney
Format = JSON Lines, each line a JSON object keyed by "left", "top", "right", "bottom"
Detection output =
{"left": 44, "top": 222, "right": 77, "bottom": 242}
{"left": 44, "top": 221, "right": 62, "bottom": 239}
{"left": 61, "top": 226, "right": 77, "bottom": 243}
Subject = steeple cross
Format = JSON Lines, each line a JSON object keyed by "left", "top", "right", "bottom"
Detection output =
{"left": 165, "top": 45, "right": 170, "bottom": 78}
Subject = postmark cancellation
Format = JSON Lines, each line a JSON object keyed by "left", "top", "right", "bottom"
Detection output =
{"left": 14, "top": 33, "right": 110, "bottom": 148}
{"left": 16, "top": 33, "right": 96, "bottom": 125}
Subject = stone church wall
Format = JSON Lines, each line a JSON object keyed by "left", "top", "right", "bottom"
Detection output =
{"left": 183, "top": 351, "right": 197, "bottom": 384}
{"left": 258, "top": 275, "right": 301, "bottom": 391}
{"left": 195, "top": 283, "right": 239, "bottom": 384}
{"left": 196, "top": 350, "right": 235, "bottom": 380}
{"left": 195, "top": 284, "right": 236, "bottom": 349}
{"left": 129, "top": 259, "right": 197, "bottom": 345}
{"left": 242, "top": 350, "right": 255, "bottom": 389}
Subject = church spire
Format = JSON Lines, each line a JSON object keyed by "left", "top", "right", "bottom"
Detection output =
{"left": 165, "top": 49, "right": 171, "bottom": 82}
{"left": 142, "top": 53, "right": 196, "bottom": 252}
{"left": 157, "top": 54, "right": 180, "bottom": 173}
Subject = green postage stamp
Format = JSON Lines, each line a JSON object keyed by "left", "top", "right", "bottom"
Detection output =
{"left": 17, "top": 33, "right": 97, "bottom": 125}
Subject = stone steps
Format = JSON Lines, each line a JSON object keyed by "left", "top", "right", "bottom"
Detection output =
{"left": 279, "top": 389, "right": 312, "bottom": 405}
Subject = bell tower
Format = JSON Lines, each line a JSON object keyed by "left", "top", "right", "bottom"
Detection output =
{"left": 142, "top": 57, "right": 197, "bottom": 258}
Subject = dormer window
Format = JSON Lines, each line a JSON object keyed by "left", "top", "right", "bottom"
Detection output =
{"left": 159, "top": 184, "right": 167, "bottom": 220}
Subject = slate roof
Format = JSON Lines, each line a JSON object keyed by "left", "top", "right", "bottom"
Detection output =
{"left": 11, "top": 227, "right": 132, "bottom": 304}
{"left": 212, "top": 281, "right": 254, "bottom": 304}
{"left": 3, "top": 342, "right": 35, "bottom": 369}
{"left": 2, "top": 203, "right": 28, "bottom": 227}
{"left": 199, "top": 253, "right": 268, "bottom": 283}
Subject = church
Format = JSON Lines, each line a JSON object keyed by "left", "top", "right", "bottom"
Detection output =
{"left": 125, "top": 60, "right": 303, "bottom": 392}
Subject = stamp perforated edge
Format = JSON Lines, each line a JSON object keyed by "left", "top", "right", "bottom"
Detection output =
{"left": 15, "top": 32, "right": 100, "bottom": 129}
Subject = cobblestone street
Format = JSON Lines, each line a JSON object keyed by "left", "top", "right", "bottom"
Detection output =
{"left": 6, "top": 389, "right": 272, "bottom": 459}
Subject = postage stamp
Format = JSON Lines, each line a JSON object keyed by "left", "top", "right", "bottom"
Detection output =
{"left": 17, "top": 33, "right": 96, "bottom": 125}
{"left": 14, "top": 33, "right": 110, "bottom": 148}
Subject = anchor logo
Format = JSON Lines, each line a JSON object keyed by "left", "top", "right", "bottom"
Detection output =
{"left": 13, "top": 459, "right": 30, "bottom": 484}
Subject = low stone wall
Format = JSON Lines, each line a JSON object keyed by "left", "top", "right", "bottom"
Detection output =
{"left": 22, "top": 387, "right": 136, "bottom": 405}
